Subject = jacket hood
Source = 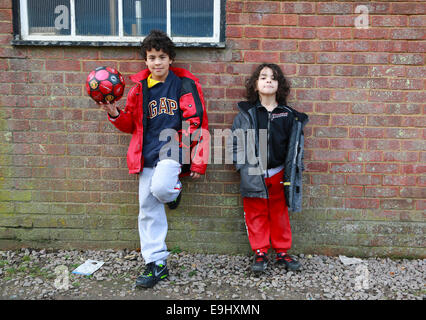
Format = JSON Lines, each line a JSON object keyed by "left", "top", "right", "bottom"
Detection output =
{"left": 238, "top": 101, "right": 309, "bottom": 125}
{"left": 130, "top": 67, "right": 200, "bottom": 84}
{"left": 237, "top": 101, "right": 254, "bottom": 114}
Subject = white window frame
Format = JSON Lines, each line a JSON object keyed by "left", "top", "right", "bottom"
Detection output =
{"left": 17, "top": 0, "right": 223, "bottom": 46}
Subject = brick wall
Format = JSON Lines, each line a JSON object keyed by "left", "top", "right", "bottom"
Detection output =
{"left": 0, "top": 0, "right": 425, "bottom": 258}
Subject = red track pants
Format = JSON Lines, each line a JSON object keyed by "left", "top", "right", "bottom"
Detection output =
{"left": 243, "top": 169, "right": 292, "bottom": 254}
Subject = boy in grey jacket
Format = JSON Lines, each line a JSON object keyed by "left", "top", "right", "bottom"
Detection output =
{"left": 229, "top": 63, "right": 308, "bottom": 273}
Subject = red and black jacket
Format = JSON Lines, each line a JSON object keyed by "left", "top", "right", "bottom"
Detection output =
{"left": 108, "top": 67, "right": 209, "bottom": 175}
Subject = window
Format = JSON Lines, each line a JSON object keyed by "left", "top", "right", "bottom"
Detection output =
{"left": 12, "top": 0, "right": 225, "bottom": 47}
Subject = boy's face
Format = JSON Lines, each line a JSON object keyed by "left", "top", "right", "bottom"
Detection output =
{"left": 256, "top": 67, "right": 278, "bottom": 97}
{"left": 145, "top": 48, "right": 172, "bottom": 82}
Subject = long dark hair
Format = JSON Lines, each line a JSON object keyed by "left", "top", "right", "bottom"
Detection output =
{"left": 245, "top": 63, "right": 290, "bottom": 105}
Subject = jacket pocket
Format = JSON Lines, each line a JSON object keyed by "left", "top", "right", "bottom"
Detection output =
{"left": 239, "top": 166, "right": 265, "bottom": 193}
{"left": 180, "top": 93, "right": 197, "bottom": 118}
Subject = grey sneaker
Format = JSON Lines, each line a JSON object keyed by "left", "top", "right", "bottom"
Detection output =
{"left": 135, "top": 262, "right": 168, "bottom": 288}
{"left": 252, "top": 252, "right": 268, "bottom": 273}
{"left": 276, "top": 253, "right": 301, "bottom": 271}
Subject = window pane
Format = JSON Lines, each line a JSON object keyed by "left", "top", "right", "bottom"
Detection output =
{"left": 123, "top": 0, "right": 167, "bottom": 36}
{"left": 171, "top": 0, "right": 214, "bottom": 37}
{"left": 27, "top": 0, "right": 71, "bottom": 35}
{"left": 75, "top": 0, "right": 118, "bottom": 36}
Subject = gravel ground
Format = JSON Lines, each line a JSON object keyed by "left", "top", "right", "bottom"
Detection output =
{"left": 0, "top": 248, "right": 424, "bottom": 300}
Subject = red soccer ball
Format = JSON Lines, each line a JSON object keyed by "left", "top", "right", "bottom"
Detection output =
{"left": 86, "top": 66, "right": 125, "bottom": 103}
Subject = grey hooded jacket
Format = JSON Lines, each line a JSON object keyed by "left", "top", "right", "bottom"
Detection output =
{"left": 228, "top": 101, "right": 309, "bottom": 212}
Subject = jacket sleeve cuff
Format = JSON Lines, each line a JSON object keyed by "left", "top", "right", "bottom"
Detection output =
{"left": 108, "top": 109, "right": 120, "bottom": 121}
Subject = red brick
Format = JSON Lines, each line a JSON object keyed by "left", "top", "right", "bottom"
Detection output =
{"left": 391, "top": 3, "right": 426, "bottom": 15}
{"left": 311, "top": 174, "right": 346, "bottom": 185}
{"left": 367, "top": 140, "right": 400, "bottom": 151}
{"left": 334, "top": 90, "right": 368, "bottom": 102}
{"left": 46, "top": 60, "right": 81, "bottom": 72}
{"left": 299, "top": 15, "right": 333, "bottom": 27}
{"left": 226, "top": 26, "right": 243, "bottom": 38}
{"left": 384, "top": 152, "right": 418, "bottom": 162}
{"left": 401, "top": 164, "right": 426, "bottom": 174}
{"left": 332, "top": 115, "right": 365, "bottom": 126}
{"left": 330, "top": 163, "right": 362, "bottom": 173}
{"left": 349, "top": 151, "right": 382, "bottom": 162}
{"left": 407, "top": 41, "right": 426, "bottom": 53}
{"left": 317, "top": 2, "right": 353, "bottom": 14}
{"left": 353, "top": 78, "right": 388, "bottom": 89}
{"left": 390, "top": 54, "right": 424, "bottom": 65}
{"left": 385, "top": 128, "right": 420, "bottom": 139}
{"left": 391, "top": 29, "right": 426, "bottom": 40}
{"left": 317, "top": 28, "right": 352, "bottom": 39}
{"left": 304, "top": 162, "right": 328, "bottom": 172}
{"left": 262, "top": 40, "right": 297, "bottom": 51}
{"left": 191, "top": 63, "right": 225, "bottom": 74}
{"left": 304, "top": 138, "right": 328, "bottom": 149}
{"left": 366, "top": 163, "right": 399, "bottom": 174}
{"left": 370, "top": 65, "right": 405, "bottom": 77}
{"left": 346, "top": 174, "right": 381, "bottom": 185}
{"left": 350, "top": 128, "right": 384, "bottom": 139}
{"left": 372, "top": 16, "right": 408, "bottom": 27}
{"left": 409, "top": 16, "right": 426, "bottom": 27}
{"left": 281, "top": 27, "right": 316, "bottom": 39}
{"left": 329, "top": 186, "right": 363, "bottom": 197}
{"left": 354, "top": 29, "right": 389, "bottom": 39}
{"left": 365, "top": 187, "right": 399, "bottom": 198}
{"left": 406, "top": 91, "right": 426, "bottom": 103}
{"left": 318, "top": 53, "right": 352, "bottom": 64}
{"left": 353, "top": 53, "right": 389, "bottom": 64}
{"left": 334, "top": 15, "right": 356, "bottom": 27}
{"left": 415, "top": 200, "right": 426, "bottom": 210}
{"left": 297, "top": 89, "right": 331, "bottom": 101}
{"left": 262, "top": 14, "right": 297, "bottom": 26}
{"left": 12, "top": 84, "right": 46, "bottom": 96}
{"left": 367, "top": 115, "right": 402, "bottom": 127}
{"left": 244, "top": 51, "right": 279, "bottom": 63}
{"left": 281, "top": 52, "right": 315, "bottom": 64}
{"left": 389, "top": 79, "right": 423, "bottom": 90}
{"left": 346, "top": 198, "right": 380, "bottom": 209}
{"left": 281, "top": 2, "right": 315, "bottom": 14}
{"left": 330, "top": 139, "right": 364, "bottom": 150}
{"left": 0, "top": 21, "right": 12, "bottom": 33}
{"left": 383, "top": 175, "right": 417, "bottom": 186}
{"left": 369, "top": 90, "right": 405, "bottom": 102}
{"left": 299, "top": 65, "right": 332, "bottom": 76}
{"left": 364, "top": 3, "right": 391, "bottom": 14}
{"left": 371, "top": 41, "right": 409, "bottom": 53}
{"left": 244, "top": 26, "right": 280, "bottom": 39}
{"left": 312, "top": 150, "right": 346, "bottom": 161}
{"left": 244, "top": 2, "right": 280, "bottom": 14}
{"left": 318, "top": 77, "right": 351, "bottom": 89}
{"left": 401, "top": 140, "right": 425, "bottom": 151}
{"left": 226, "top": 1, "right": 243, "bottom": 13}
{"left": 381, "top": 199, "right": 414, "bottom": 210}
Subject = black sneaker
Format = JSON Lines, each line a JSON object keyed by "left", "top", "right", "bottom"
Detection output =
{"left": 276, "top": 253, "right": 301, "bottom": 271}
{"left": 167, "top": 192, "right": 182, "bottom": 210}
{"left": 252, "top": 251, "right": 268, "bottom": 273}
{"left": 135, "top": 262, "right": 168, "bottom": 288}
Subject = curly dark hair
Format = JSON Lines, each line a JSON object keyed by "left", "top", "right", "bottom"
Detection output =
{"left": 245, "top": 63, "right": 290, "bottom": 105}
{"left": 140, "top": 30, "right": 176, "bottom": 61}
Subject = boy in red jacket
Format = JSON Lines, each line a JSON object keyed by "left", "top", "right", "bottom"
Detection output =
{"left": 100, "top": 30, "right": 209, "bottom": 288}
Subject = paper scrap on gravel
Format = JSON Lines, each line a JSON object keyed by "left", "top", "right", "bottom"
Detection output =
{"left": 339, "top": 255, "right": 363, "bottom": 266}
{"left": 72, "top": 259, "right": 104, "bottom": 276}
